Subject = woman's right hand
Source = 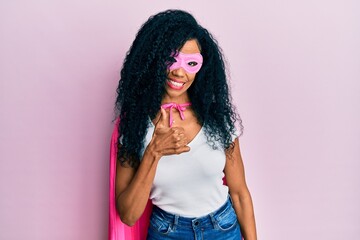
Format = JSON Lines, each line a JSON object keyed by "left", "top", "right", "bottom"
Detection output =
{"left": 147, "top": 107, "right": 190, "bottom": 157}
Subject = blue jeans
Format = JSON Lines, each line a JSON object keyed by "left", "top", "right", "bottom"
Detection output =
{"left": 147, "top": 196, "right": 242, "bottom": 240}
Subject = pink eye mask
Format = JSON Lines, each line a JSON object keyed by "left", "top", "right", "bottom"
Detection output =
{"left": 169, "top": 52, "right": 203, "bottom": 74}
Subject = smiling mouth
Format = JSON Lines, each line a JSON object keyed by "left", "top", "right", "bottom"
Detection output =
{"left": 167, "top": 79, "right": 185, "bottom": 90}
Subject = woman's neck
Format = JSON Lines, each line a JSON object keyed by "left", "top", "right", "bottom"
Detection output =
{"left": 161, "top": 93, "right": 190, "bottom": 104}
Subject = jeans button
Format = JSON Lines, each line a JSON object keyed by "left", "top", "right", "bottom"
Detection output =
{"left": 194, "top": 221, "right": 199, "bottom": 226}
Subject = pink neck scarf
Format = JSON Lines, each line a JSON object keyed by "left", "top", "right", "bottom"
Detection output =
{"left": 161, "top": 102, "right": 191, "bottom": 127}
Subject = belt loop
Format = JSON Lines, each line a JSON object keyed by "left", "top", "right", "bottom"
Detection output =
{"left": 172, "top": 214, "right": 179, "bottom": 231}
{"left": 209, "top": 213, "right": 218, "bottom": 230}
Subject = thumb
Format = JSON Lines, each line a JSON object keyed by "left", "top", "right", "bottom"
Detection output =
{"left": 155, "top": 107, "right": 169, "bottom": 128}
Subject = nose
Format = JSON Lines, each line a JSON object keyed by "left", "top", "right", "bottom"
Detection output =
{"left": 170, "top": 67, "right": 186, "bottom": 78}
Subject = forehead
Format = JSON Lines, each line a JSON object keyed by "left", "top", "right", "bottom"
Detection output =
{"left": 179, "top": 39, "right": 201, "bottom": 54}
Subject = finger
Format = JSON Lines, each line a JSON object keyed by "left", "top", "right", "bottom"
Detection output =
{"left": 174, "top": 146, "right": 191, "bottom": 154}
{"left": 171, "top": 137, "right": 189, "bottom": 148}
{"left": 172, "top": 134, "right": 187, "bottom": 144}
{"left": 176, "top": 134, "right": 186, "bottom": 142}
{"left": 171, "top": 126, "right": 185, "bottom": 133}
{"left": 155, "top": 107, "right": 169, "bottom": 128}
{"left": 152, "top": 111, "right": 162, "bottom": 125}
{"left": 162, "top": 146, "right": 191, "bottom": 156}
{"left": 181, "top": 146, "right": 191, "bottom": 153}
{"left": 169, "top": 128, "right": 186, "bottom": 137}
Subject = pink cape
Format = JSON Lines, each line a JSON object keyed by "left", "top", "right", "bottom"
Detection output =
{"left": 108, "top": 118, "right": 153, "bottom": 240}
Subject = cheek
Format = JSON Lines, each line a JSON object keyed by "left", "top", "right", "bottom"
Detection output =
{"left": 186, "top": 73, "right": 197, "bottom": 83}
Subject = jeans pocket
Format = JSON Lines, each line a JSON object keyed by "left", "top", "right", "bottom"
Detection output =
{"left": 215, "top": 205, "right": 238, "bottom": 231}
{"left": 149, "top": 211, "right": 172, "bottom": 235}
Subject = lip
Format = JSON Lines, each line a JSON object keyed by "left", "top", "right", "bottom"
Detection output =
{"left": 166, "top": 78, "right": 185, "bottom": 90}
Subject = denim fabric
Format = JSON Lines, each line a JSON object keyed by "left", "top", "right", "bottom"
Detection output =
{"left": 147, "top": 196, "right": 242, "bottom": 240}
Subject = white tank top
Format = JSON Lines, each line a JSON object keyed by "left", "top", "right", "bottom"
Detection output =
{"left": 140, "top": 120, "right": 239, "bottom": 217}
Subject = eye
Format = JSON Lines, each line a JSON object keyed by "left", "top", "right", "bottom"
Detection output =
{"left": 188, "top": 61, "right": 198, "bottom": 67}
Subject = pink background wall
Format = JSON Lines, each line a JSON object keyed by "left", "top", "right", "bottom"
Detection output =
{"left": 1, "top": 1, "right": 359, "bottom": 239}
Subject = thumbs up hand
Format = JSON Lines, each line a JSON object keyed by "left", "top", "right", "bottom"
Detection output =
{"left": 147, "top": 107, "right": 190, "bottom": 158}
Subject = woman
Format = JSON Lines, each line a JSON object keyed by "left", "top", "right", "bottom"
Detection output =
{"left": 114, "top": 9, "right": 257, "bottom": 239}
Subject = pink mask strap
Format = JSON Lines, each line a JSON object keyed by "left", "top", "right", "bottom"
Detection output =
{"left": 161, "top": 102, "right": 192, "bottom": 127}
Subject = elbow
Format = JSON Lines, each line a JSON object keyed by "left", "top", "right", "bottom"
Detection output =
{"left": 116, "top": 207, "right": 137, "bottom": 227}
{"left": 115, "top": 195, "right": 141, "bottom": 226}
{"left": 119, "top": 215, "right": 136, "bottom": 227}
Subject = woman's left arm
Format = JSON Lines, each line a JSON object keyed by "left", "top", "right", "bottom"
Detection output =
{"left": 224, "top": 138, "right": 257, "bottom": 240}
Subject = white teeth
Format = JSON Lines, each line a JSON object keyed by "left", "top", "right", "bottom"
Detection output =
{"left": 169, "top": 79, "right": 183, "bottom": 87}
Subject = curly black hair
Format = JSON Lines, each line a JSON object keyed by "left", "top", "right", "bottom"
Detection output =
{"left": 115, "top": 9, "right": 243, "bottom": 168}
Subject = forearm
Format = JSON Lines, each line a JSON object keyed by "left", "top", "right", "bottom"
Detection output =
{"left": 231, "top": 191, "right": 257, "bottom": 240}
{"left": 116, "top": 146, "right": 160, "bottom": 226}
{"left": 116, "top": 110, "right": 190, "bottom": 226}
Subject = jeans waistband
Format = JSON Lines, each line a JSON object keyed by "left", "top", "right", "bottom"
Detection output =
{"left": 151, "top": 195, "right": 233, "bottom": 228}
